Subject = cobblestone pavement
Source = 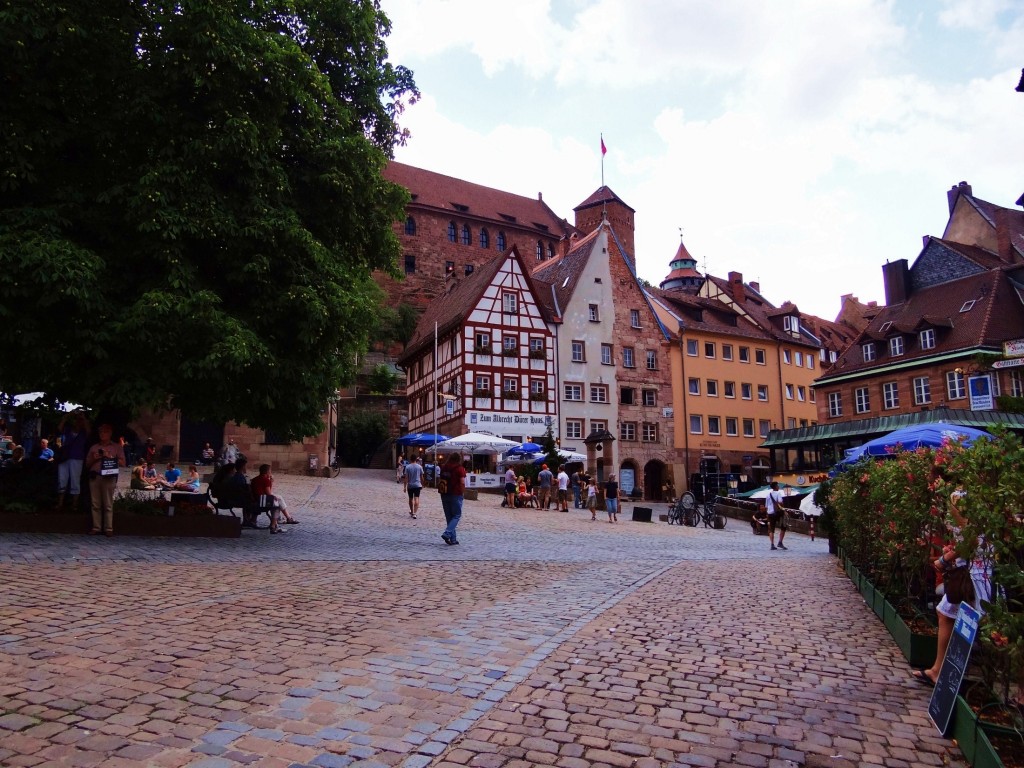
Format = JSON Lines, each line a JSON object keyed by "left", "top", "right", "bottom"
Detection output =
{"left": 0, "top": 469, "right": 962, "bottom": 768}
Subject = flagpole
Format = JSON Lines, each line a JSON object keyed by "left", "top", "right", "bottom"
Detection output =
{"left": 600, "top": 133, "right": 605, "bottom": 188}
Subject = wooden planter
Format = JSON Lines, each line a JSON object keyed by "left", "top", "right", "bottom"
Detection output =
{"left": 0, "top": 511, "right": 241, "bottom": 538}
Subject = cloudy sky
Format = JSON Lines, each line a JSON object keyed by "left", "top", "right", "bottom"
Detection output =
{"left": 380, "top": 0, "right": 1023, "bottom": 320}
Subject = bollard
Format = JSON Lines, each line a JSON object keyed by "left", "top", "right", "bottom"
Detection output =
{"left": 809, "top": 517, "right": 815, "bottom": 541}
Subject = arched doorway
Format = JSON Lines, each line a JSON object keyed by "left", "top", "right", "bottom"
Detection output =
{"left": 644, "top": 460, "right": 667, "bottom": 501}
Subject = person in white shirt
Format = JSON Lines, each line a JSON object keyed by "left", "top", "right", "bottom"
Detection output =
{"left": 403, "top": 458, "right": 424, "bottom": 518}
{"left": 765, "top": 481, "right": 788, "bottom": 551}
{"left": 556, "top": 467, "right": 570, "bottom": 512}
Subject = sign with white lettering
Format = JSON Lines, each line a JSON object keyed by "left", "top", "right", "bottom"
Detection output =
{"left": 993, "top": 357, "right": 1024, "bottom": 369}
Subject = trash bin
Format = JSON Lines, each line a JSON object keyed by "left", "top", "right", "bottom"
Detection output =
{"left": 632, "top": 506, "right": 653, "bottom": 523}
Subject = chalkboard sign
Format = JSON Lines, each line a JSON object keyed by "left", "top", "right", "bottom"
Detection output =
{"left": 929, "top": 602, "right": 981, "bottom": 735}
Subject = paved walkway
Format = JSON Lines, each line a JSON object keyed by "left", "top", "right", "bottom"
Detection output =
{"left": 0, "top": 469, "right": 961, "bottom": 768}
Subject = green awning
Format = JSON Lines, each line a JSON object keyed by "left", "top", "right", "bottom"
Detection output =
{"left": 761, "top": 407, "right": 1024, "bottom": 448}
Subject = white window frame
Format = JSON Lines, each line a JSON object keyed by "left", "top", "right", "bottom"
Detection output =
{"left": 724, "top": 381, "right": 736, "bottom": 399}
{"left": 947, "top": 371, "right": 966, "bottom": 399}
{"left": 883, "top": 381, "right": 899, "bottom": 409}
{"left": 759, "top": 420, "right": 771, "bottom": 438}
{"left": 601, "top": 344, "right": 613, "bottom": 365}
{"left": 642, "top": 389, "right": 656, "bottom": 407}
{"left": 630, "top": 309, "right": 641, "bottom": 328}
{"left": 707, "top": 416, "right": 721, "bottom": 435}
{"left": 563, "top": 383, "right": 582, "bottom": 401}
{"left": 828, "top": 392, "right": 842, "bottom": 418}
{"left": 646, "top": 350, "right": 658, "bottom": 370}
{"left": 743, "top": 419, "right": 755, "bottom": 438}
{"left": 854, "top": 387, "right": 870, "bottom": 414}
{"left": 785, "top": 384, "right": 794, "bottom": 400}
{"left": 475, "top": 332, "right": 491, "bottom": 351}
{"left": 741, "top": 383, "right": 752, "bottom": 400}
{"left": 722, "top": 344, "right": 733, "bottom": 361}
{"left": 688, "top": 378, "right": 700, "bottom": 395}
{"left": 642, "top": 423, "right": 657, "bottom": 442}
{"left": 889, "top": 336, "right": 904, "bottom": 357}
{"left": 690, "top": 415, "right": 703, "bottom": 434}
{"left": 783, "top": 349, "right": 792, "bottom": 364}
{"left": 726, "top": 417, "right": 738, "bottom": 436}
{"left": 565, "top": 419, "right": 583, "bottom": 439}
{"left": 755, "top": 349, "right": 766, "bottom": 365}
{"left": 739, "top": 346, "right": 750, "bottom": 363}
{"left": 620, "top": 422, "right": 636, "bottom": 441}
{"left": 623, "top": 347, "right": 635, "bottom": 368}
{"left": 862, "top": 343, "right": 876, "bottom": 362}
{"left": 590, "top": 384, "right": 609, "bottom": 403}
{"left": 502, "top": 292, "right": 518, "bottom": 314}
{"left": 571, "top": 341, "right": 585, "bottom": 362}
{"left": 920, "top": 329, "right": 936, "bottom": 350}
{"left": 757, "top": 385, "right": 768, "bottom": 401}
{"left": 686, "top": 339, "right": 698, "bottom": 356}
{"left": 589, "top": 303, "right": 600, "bottom": 322}
{"left": 913, "top": 376, "right": 931, "bottom": 405}
{"left": 704, "top": 342, "right": 716, "bottom": 359}
{"left": 706, "top": 380, "right": 719, "bottom": 397}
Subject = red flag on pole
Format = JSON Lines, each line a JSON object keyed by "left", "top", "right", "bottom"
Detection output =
{"left": 601, "top": 136, "right": 607, "bottom": 155}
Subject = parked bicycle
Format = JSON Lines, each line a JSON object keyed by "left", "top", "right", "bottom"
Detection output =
{"left": 684, "top": 494, "right": 727, "bottom": 529}
{"left": 666, "top": 492, "right": 695, "bottom": 525}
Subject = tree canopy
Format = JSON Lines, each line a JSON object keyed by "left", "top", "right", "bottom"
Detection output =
{"left": 0, "top": 0, "right": 418, "bottom": 439}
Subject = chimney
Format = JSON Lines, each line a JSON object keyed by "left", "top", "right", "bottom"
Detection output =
{"left": 947, "top": 181, "right": 972, "bottom": 214}
{"left": 995, "top": 207, "right": 1013, "bottom": 262}
{"left": 881, "top": 259, "right": 910, "bottom": 305}
{"left": 749, "top": 281, "right": 760, "bottom": 293}
{"left": 727, "top": 271, "right": 746, "bottom": 304}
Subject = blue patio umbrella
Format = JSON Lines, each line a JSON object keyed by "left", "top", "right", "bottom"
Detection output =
{"left": 395, "top": 432, "right": 450, "bottom": 447}
{"left": 507, "top": 441, "right": 543, "bottom": 455}
{"left": 834, "top": 422, "right": 990, "bottom": 471}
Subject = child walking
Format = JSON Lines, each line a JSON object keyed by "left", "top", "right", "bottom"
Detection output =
{"left": 587, "top": 476, "right": 598, "bottom": 521}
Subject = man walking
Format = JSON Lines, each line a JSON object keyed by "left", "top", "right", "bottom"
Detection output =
{"left": 765, "top": 481, "right": 788, "bottom": 551}
{"left": 504, "top": 466, "right": 517, "bottom": 508}
{"left": 537, "top": 463, "right": 554, "bottom": 509}
{"left": 438, "top": 453, "right": 467, "bottom": 545}
{"left": 404, "top": 457, "right": 424, "bottom": 518}
{"left": 556, "top": 465, "right": 570, "bottom": 512}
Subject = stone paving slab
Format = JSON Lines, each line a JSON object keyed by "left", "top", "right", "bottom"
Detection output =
{"left": 0, "top": 469, "right": 963, "bottom": 767}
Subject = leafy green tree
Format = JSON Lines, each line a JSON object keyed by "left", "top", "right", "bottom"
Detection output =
{"left": 0, "top": 1, "right": 418, "bottom": 440}
{"left": 366, "top": 363, "right": 398, "bottom": 394}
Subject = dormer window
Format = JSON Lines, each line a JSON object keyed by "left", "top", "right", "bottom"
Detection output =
{"left": 920, "top": 328, "right": 936, "bottom": 350}
{"left": 889, "top": 336, "right": 904, "bottom": 357}
{"left": 862, "top": 343, "right": 876, "bottom": 362}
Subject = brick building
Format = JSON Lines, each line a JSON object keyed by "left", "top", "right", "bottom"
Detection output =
{"left": 533, "top": 189, "right": 678, "bottom": 500}
{"left": 765, "top": 181, "right": 1024, "bottom": 474}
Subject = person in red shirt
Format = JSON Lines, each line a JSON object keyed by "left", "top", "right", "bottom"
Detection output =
{"left": 438, "top": 453, "right": 467, "bottom": 545}
{"left": 251, "top": 464, "right": 299, "bottom": 534}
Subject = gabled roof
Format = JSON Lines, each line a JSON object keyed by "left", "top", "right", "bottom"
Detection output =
{"left": 398, "top": 247, "right": 552, "bottom": 364}
{"left": 963, "top": 196, "right": 1024, "bottom": 259}
{"left": 531, "top": 227, "right": 603, "bottom": 313}
{"left": 704, "top": 274, "right": 821, "bottom": 349}
{"left": 384, "top": 161, "right": 575, "bottom": 238}
{"left": 817, "top": 266, "right": 1024, "bottom": 382}
{"left": 647, "top": 288, "right": 774, "bottom": 341}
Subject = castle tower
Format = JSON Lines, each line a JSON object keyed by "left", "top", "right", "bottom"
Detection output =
{"left": 573, "top": 186, "right": 636, "bottom": 268}
{"left": 659, "top": 236, "right": 705, "bottom": 292}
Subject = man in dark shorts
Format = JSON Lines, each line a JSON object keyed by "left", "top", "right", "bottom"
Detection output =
{"left": 765, "top": 481, "right": 788, "bottom": 551}
{"left": 404, "top": 457, "right": 424, "bottom": 518}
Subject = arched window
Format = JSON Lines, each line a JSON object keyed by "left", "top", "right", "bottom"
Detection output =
{"left": 404, "top": 216, "right": 416, "bottom": 236}
{"left": 447, "top": 222, "right": 457, "bottom": 242}
{"left": 479, "top": 228, "right": 489, "bottom": 249}
{"left": 536, "top": 240, "right": 543, "bottom": 260}
{"left": 497, "top": 232, "right": 506, "bottom": 251}
{"left": 461, "top": 224, "right": 471, "bottom": 245}
{"left": 547, "top": 243, "right": 554, "bottom": 259}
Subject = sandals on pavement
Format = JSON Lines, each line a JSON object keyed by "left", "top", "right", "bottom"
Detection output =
{"left": 911, "top": 670, "right": 935, "bottom": 687}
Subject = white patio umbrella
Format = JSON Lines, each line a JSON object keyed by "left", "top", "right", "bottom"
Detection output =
{"left": 800, "top": 492, "right": 825, "bottom": 518}
{"left": 12, "top": 392, "right": 84, "bottom": 412}
{"left": 433, "top": 432, "right": 521, "bottom": 454}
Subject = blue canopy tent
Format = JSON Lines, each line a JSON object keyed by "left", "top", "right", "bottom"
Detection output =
{"left": 395, "top": 433, "right": 450, "bottom": 447}
{"left": 833, "top": 422, "right": 990, "bottom": 472}
{"left": 507, "top": 441, "right": 543, "bottom": 455}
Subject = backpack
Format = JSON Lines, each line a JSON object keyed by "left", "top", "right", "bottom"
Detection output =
{"left": 437, "top": 475, "right": 449, "bottom": 494}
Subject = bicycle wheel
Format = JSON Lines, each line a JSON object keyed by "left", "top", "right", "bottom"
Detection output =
{"left": 680, "top": 491, "right": 695, "bottom": 511}
{"left": 683, "top": 508, "right": 699, "bottom": 527}
{"left": 667, "top": 503, "right": 681, "bottom": 525}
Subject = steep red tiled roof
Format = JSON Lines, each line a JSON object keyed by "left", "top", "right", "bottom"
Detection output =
{"left": 703, "top": 274, "right": 820, "bottom": 349}
{"left": 531, "top": 228, "right": 602, "bottom": 313}
{"left": 573, "top": 185, "right": 635, "bottom": 213}
{"left": 648, "top": 288, "right": 774, "bottom": 341}
{"left": 384, "top": 161, "right": 576, "bottom": 239}
{"left": 398, "top": 247, "right": 555, "bottom": 364}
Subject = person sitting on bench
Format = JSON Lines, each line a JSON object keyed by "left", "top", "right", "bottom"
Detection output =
{"left": 251, "top": 463, "right": 299, "bottom": 533}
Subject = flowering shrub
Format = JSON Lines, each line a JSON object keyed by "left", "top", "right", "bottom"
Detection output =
{"left": 826, "top": 428, "right": 1024, "bottom": 706}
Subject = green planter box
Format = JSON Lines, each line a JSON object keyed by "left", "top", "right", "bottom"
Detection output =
{"left": 882, "top": 599, "right": 938, "bottom": 668}
{"left": 951, "top": 695, "right": 1007, "bottom": 768}
{"left": 872, "top": 587, "right": 887, "bottom": 620}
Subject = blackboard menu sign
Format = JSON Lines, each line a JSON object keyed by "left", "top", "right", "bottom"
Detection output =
{"left": 929, "top": 602, "right": 981, "bottom": 735}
